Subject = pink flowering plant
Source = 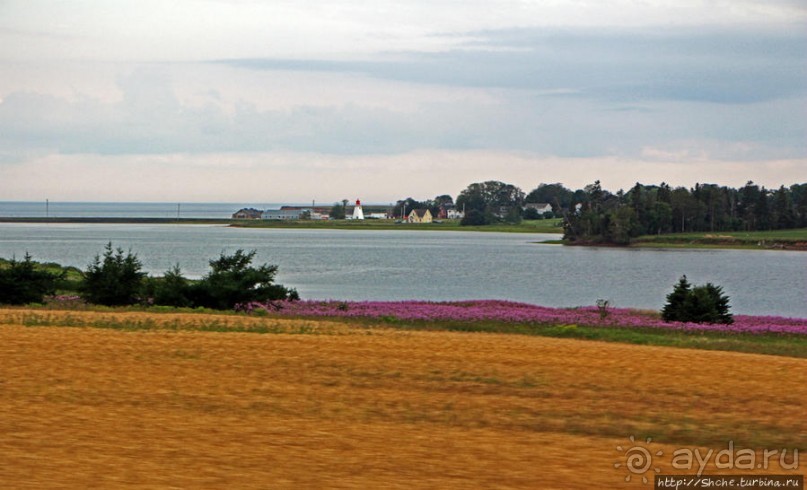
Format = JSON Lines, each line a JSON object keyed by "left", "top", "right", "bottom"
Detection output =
{"left": 239, "top": 299, "right": 807, "bottom": 336}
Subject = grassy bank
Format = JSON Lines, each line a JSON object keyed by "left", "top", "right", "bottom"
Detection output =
{"left": 230, "top": 218, "right": 564, "bottom": 233}
{"left": 631, "top": 228, "right": 807, "bottom": 250}
{"left": 0, "top": 216, "right": 564, "bottom": 234}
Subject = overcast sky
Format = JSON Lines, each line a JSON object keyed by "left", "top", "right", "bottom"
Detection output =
{"left": 1, "top": 0, "right": 805, "bottom": 202}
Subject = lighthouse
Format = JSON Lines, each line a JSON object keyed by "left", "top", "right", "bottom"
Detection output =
{"left": 352, "top": 199, "right": 364, "bottom": 220}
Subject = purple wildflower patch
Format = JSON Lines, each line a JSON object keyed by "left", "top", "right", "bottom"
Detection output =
{"left": 241, "top": 299, "right": 807, "bottom": 336}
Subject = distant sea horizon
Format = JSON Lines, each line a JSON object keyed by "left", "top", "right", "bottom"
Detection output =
{"left": 0, "top": 201, "right": 392, "bottom": 219}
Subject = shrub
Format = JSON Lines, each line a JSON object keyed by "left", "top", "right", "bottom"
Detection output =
{"left": 523, "top": 208, "right": 541, "bottom": 220}
{"left": 595, "top": 299, "right": 610, "bottom": 320}
{"left": 662, "top": 275, "right": 733, "bottom": 324}
{"left": 503, "top": 206, "right": 523, "bottom": 224}
{"left": 150, "top": 264, "right": 193, "bottom": 308}
{"left": 188, "top": 249, "right": 298, "bottom": 310}
{"left": 460, "top": 209, "right": 487, "bottom": 226}
{"left": 0, "top": 253, "right": 64, "bottom": 305}
{"left": 79, "top": 243, "right": 146, "bottom": 306}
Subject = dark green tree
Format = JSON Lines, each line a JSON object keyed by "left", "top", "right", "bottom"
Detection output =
{"left": 661, "top": 275, "right": 732, "bottom": 324}
{"left": 456, "top": 181, "right": 525, "bottom": 226}
{"left": 793, "top": 183, "right": 807, "bottom": 227}
{"left": 606, "top": 207, "right": 638, "bottom": 245}
{"left": 0, "top": 253, "right": 63, "bottom": 305}
{"left": 649, "top": 201, "right": 673, "bottom": 235}
{"left": 433, "top": 194, "right": 454, "bottom": 207}
{"left": 523, "top": 207, "right": 541, "bottom": 220}
{"left": 80, "top": 243, "right": 146, "bottom": 306}
{"left": 503, "top": 206, "right": 523, "bottom": 224}
{"left": 525, "top": 183, "right": 573, "bottom": 211}
{"left": 661, "top": 275, "right": 692, "bottom": 322}
{"left": 687, "top": 283, "right": 733, "bottom": 324}
{"left": 189, "top": 249, "right": 298, "bottom": 310}
{"left": 392, "top": 197, "right": 428, "bottom": 220}
{"left": 329, "top": 201, "right": 347, "bottom": 220}
{"left": 755, "top": 186, "right": 771, "bottom": 230}
{"left": 151, "top": 264, "right": 193, "bottom": 308}
{"left": 772, "top": 186, "right": 796, "bottom": 229}
{"left": 460, "top": 209, "right": 487, "bottom": 226}
{"left": 738, "top": 181, "right": 761, "bottom": 231}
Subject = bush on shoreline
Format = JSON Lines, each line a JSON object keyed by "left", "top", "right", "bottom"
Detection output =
{"left": 80, "top": 243, "right": 146, "bottom": 306}
{"left": 1, "top": 246, "right": 297, "bottom": 309}
{"left": 183, "top": 249, "right": 298, "bottom": 309}
{"left": 662, "top": 275, "right": 733, "bottom": 324}
{"left": 0, "top": 253, "right": 63, "bottom": 305}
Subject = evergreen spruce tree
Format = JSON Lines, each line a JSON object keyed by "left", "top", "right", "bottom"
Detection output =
{"left": 661, "top": 275, "right": 691, "bottom": 322}
{"left": 80, "top": 243, "right": 146, "bottom": 306}
{"left": 661, "top": 276, "right": 733, "bottom": 324}
{"left": 0, "top": 253, "right": 63, "bottom": 305}
{"left": 152, "top": 264, "right": 192, "bottom": 308}
{"left": 702, "top": 283, "right": 733, "bottom": 324}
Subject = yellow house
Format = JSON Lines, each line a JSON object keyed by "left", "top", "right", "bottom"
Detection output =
{"left": 408, "top": 209, "right": 433, "bottom": 223}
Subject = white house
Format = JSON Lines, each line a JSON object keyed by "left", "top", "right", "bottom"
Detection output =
{"left": 446, "top": 208, "right": 465, "bottom": 219}
{"left": 524, "top": 203, "right": 553, "bottom": 214}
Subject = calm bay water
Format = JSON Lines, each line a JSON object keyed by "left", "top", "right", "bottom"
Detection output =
{"left": 0, "top": 222, "right": 805, "bottom": 317}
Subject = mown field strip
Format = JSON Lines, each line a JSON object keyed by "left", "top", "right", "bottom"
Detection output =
{"left": 1, "top": 310, "right": 805, "bottom": 488}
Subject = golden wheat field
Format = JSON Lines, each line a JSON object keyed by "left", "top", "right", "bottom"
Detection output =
{"left": 1, "top": 309, "right": 805, "bottom": 489}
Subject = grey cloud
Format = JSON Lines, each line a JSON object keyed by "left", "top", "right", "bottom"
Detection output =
{"left": 1, "top": 44, "right": 804, "bottom": 164}
{"left": 2, "top": 84, "right": 803, "bottom": 162}
{"left": 220, "top": 26, "right": 806, "bottom": 105}
{"left": 0, "top": 79, "right": 501, "bottom": 158}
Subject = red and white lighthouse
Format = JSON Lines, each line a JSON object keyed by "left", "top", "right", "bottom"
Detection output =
{"left": 352, "top": 199, "right": 364, "bottom": 220}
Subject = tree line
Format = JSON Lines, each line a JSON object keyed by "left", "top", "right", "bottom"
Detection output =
{"left": 384, "top": 179, "right": 806, "bottom": 235}
{"left": 563, "top": 181, "right": 807, "bottom": 244}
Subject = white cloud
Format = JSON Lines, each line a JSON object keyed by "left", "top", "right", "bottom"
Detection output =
{"left": 1, "top": 59, "right": 803, "bottom": 169}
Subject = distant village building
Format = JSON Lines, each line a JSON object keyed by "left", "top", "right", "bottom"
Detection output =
{"left": 440, "top": 204, "right": 464, "bottom": 220}
{"left": 524, "top": 203, "right": 553, "bottom": 214}
{"left": 232, "top": 208, "right": 263, "bottom": 219}
{"left": 408, "top": 209, "right": 433, "bottom": 223}
{"left": 262, "top": 206, "right": 328, "bottom": 220}
{"left": 238, "top": 201, "right": 391, "bottom": 221}
{"left": 447, "top": 208, "right": 464, "bottom": 219}
{"left": 262, "top": 209, "right": 304, "bottom": 220}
